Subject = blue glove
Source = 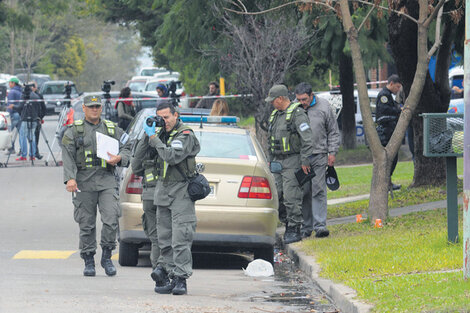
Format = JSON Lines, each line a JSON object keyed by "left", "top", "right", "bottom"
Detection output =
{"left": 143, "top": 116, "right": 156, "bottom": 137}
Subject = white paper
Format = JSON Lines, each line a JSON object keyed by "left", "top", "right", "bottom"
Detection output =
{"left": 96, "top": 132, "right": 119, "bottom": 161}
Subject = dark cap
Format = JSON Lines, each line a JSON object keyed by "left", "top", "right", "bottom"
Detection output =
{"left": 265, "top": 85, "right": 288, "bottom": 103}
{"left": 83, "top": 95, "right": 102, "bottom": 107}
{"left": 325, "top": 166, "right": 340, "bottom": 191}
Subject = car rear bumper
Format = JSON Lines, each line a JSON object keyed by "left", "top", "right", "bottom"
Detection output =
{"left": 119, "top": 202, "right": 278, "bottom": 249}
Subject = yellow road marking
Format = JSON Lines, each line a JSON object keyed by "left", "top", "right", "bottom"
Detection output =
{"left": 13, "top": 250, "right": 77, "bottom": 259}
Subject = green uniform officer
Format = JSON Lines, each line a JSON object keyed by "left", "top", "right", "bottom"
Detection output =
{"left": 266, "top": 85, "right": 314, "bottom": 244}
{"left": 143, "top": 103, "right": 200, "bottom": 296}
{"left": 62, "top": 95, "right": 131, "bottom": 277}
{"left": 131, "top": 135, "right": 160, "bottom": 272}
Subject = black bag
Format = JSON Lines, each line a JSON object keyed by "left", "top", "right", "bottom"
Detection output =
{"left": 175, "top": 165, "right": 211, "bottom": 202}
{"left": 187, "top": 173, "right": 211, "bottom": 201}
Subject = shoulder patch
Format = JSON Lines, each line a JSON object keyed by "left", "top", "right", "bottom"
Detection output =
{"left": 380, "top": 96, "right": 388, "bottom": 103}
{"left": 299, "top": 122, "right": 310, "bottom": 132}
{"left": 183, "top": 130, "right": 191, "bottom": 134}
{"left": 171, "top": 140, "right": 183, "bottom": 150}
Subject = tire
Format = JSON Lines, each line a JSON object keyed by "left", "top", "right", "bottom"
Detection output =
{"left": 118, "top": 240, "right": 139, "bottom": 266}
{"left": 253, "top": 246, "right": 274, "bottom": 264}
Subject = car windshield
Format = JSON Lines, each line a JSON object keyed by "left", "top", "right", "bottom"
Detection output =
{"left": 43, "top": 84, "right": 77, "bottom": 95}
{"left": 128, "top": 81, "right": 146, "bottom": 92}
{"left": 146, "top": 81, "right": 183, "bottom": 92}
{"left": 141, "top": 69, "right": 166, "bottom": 76}
{"left": 194, "top": 131, "right": 256, "bottom": 159}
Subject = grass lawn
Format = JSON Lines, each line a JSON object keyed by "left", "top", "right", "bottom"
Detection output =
{"left": 298, "top": 208, "right": 470, "bottom": 312}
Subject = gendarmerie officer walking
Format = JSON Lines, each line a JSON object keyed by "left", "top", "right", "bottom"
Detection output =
{"left": 143, "top": 103, "right": 200, "bottom": 295}
{"left": 266, "top": 84, "right": 314, "bottom": 244}
{"left": 62, "top": 95, "right": 131, "bottom": 277}
{"left": 375, "top": 75, "right": 403, "bottom": 190}
{"left": 131, "top": 132, "right": 160, "bottom": 274}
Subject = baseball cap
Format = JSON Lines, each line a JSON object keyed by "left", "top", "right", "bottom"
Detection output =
{"left": 325, "top": 166, "right": 340, "bottom": 191}
{"left": 83, "top": 95, "right": 102, "bottom": 107}
{"left": 9, "top": 76, "right": 20, "bottom": 84}
{"left": 265, "top": 85, "right": 288, "bottom": 103}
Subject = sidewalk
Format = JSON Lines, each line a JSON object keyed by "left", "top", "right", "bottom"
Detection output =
{"left": 280, "top": 198, "right": 463, "bottom": 313}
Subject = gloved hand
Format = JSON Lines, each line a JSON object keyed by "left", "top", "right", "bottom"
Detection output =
{"left": 143, "top": 117, "right": 156, "bottom": 137}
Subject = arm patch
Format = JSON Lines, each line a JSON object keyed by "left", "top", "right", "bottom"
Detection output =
{"left": 299, "top": 122, "right": 310, "bottom": 132}
{"left": 171, "top": 140, "right": 183, "bottom": 150}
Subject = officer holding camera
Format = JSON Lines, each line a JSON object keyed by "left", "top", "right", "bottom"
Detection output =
{"left": 143, "top": 102, "right": 200, "bottom": 295}
{"left": 61, "top": 95, "right": 131, "bottom": 277}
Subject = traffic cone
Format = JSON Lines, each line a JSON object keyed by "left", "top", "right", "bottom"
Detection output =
{"left": 374, "top": 219, "right": 383, "bottom": 228}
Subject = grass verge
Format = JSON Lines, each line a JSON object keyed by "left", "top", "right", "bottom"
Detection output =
{"left": 298, "top": 208, "right": 470, "bottom": 312}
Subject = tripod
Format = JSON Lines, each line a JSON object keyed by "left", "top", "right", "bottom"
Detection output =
{"left": 45, "top": 95, "right": 71, "bottom": 166}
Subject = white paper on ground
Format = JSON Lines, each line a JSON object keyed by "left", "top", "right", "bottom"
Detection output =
{"left": 96, "top": 132, "right": 119, "bottom": 161}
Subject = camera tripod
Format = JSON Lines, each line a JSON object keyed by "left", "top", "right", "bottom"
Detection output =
{"left": 45, "top": 96, "right": 71, "bottom": 166}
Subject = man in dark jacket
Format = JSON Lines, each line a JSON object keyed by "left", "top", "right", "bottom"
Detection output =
{"left": 375, "top": 74, "right": 403, "bottom": 190}
{"left": 195, "top": 81, "right": 219, "bottom": 109}
{"left": 31, "top": 81, "right": 46, "bottom": 159}
{"left": 6, "top": 77, "right": 22, "bottom": 153}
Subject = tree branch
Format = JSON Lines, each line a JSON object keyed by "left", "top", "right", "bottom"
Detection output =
{"left": 353, "top": 0, "right": 418, "bottom": 24}
{"left": 357, "top": 4, "right": 376, "bottom": 32}
{"left": 224, "top": 0, "right": 335, "bottom": 15}
{"left": 427, "top": 4, "right": 443, "bottom": 58}
{"left": 423, "top": 0, "right": 446, "bottom": 28}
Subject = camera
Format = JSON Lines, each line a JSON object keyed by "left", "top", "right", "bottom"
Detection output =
{"left": 146, "top": 115, "right": 165, "bottom": 128}
{"left": 101, "top": 80, "right": 115, "bottom": 94}
{"left": 23, "top": 83, "right": 35, "bottom": 99}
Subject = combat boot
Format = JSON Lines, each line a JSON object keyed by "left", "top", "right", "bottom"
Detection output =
{"left": 82, "top": 252, "right": 96, "bottom": 277}
{"left": 151, "top": 265, "right": 173, "bottom": 294}
{"left": 171, "top": 276, "right": 187, "bottom": 295}
{"left": 101, "top": 248, "right": 117, "bottom": 276}
{"left": 284, "top": 225, "right": 302, "bottom": 244}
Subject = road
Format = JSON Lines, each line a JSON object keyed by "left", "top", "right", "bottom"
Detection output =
{"left": 0, "top": 116, "right": 338, "bottom": 313}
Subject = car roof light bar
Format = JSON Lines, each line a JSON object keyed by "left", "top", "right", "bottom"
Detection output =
{"left": 179, "top": 115, "right": 239, "bottom": 124}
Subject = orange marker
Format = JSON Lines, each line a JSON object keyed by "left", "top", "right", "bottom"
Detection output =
{"left": 374, "top": 219, "right": 383, "bottom": 228}
{"left": 356, "top": 214, "right": 363, "bottom": 223}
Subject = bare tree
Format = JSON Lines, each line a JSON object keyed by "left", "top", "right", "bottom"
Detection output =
{"left": 216, "top": 3, "right": 314, "bottom": 146}
{"left": 227, "top": 0, "right": 446, "bottom": 221}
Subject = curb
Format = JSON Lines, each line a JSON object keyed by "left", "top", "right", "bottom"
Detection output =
{"left": 284, "top": 242, "right": 373, "bottom": 313}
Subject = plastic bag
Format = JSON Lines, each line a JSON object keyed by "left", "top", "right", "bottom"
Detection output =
{"left": 243, "top": 259, "right": 274, "bottom": 277}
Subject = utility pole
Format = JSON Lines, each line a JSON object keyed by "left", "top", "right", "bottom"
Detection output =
{"left": 463, "top": 0, "right": 470, "bottom": 280}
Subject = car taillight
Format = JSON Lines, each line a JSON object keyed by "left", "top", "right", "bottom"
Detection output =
{"left": 126, "top": 174, "right": 143, "bottom": 194}
{"left": 238, "top": 176, "right": 272, "bottom": 199}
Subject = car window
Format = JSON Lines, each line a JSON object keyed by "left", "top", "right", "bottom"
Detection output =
{"left": 42, "top": 84, "right": 65, "bottom": 95}
{"left": 141, "top": 69, "right": 166, "bottom": 76}
{"left": 128, "top": 81, "right": 146, "bottom": 92}
{"left": 194, "top": 131, "right": 256, "bottom": 159}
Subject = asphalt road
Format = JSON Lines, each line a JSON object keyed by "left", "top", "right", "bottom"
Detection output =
{"left": 0, "top": 116, "right": 337, "bottom": 313}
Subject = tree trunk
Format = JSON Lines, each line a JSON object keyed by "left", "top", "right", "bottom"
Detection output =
{"left": 388, "top": 0, "right": 448, "bottom": 187}
{"left": 339, "top": 50, "right": 356, "bottom": 149}
{"left": 369, "top": 151, "right": 391, "bottom": 221}
{"left": 9, "top": 31, "right": 15, "bottom": 74}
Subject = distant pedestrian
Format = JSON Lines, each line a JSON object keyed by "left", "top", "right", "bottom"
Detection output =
{"left": 195, "top": 81, "right": 219, "bottom": 109}
{"left": 31, "top": 81, "right": 46, "bottom": 160}
{"left": 295, "top": 82, "right": 340, "bottom": 239}
{"left": 115, "top": 87, "right": 135, "bottom": 130}
{"left": 6, "top": 77, "right": 22, "bottom": 154}
{"left": 209, "top": 99, "right": 229, "bottom": 116}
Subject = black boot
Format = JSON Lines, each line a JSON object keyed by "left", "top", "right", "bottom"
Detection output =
{"left": 82, "top": 252, "right": 96, "bottom": 277}
{"left": 101, "top": 248, "right": 117, "bottom": 276}
{"left": 172, "top": 276, "right": 187, "bottom": 295}
{"left": 151, "top": 266, "right": 173, "bottom": 294}
{"left": 284, "top": 225, "right": 302, "bottom": 244}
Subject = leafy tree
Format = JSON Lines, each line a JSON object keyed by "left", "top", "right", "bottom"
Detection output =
{"left": 56, "top": 36, "right": 87, "bottom": 78}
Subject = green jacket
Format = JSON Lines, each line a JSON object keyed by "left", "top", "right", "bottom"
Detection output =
{"left": 148, "top": 121, "right": 200, "bottom": 205}
{"left": 61, "top": 118, "right": 132, "bottom": 191}
{"left": 268, "top": 102, "right": 314, "bottom": 167}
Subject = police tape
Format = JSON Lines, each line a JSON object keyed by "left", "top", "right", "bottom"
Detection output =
{"left": 0, "top": 94, "right": 253, "bottom": 104}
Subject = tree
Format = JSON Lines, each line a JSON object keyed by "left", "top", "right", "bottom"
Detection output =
{"left": 56, "top": 36, "right": 86, "bottom": 78}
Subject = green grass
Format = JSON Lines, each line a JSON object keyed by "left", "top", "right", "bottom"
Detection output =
{"left": 238, "top": 116, "right": 255, "bottom": 128}
{"left": 298, "top": 208, "right": 470, "bottom": 312}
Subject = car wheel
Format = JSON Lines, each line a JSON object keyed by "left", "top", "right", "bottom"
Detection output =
{"left": 118, "top": 241, "right": 139, "bottom": 266}
{"left": 254, "top": 246, "right": 274, "bottom": 264}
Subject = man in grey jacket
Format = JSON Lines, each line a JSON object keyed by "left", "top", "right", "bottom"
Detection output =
{"left": 294, "top": 82, "right": 340, "bottom": 238}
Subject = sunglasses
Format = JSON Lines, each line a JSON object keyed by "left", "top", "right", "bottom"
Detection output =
{"left": 87, "top": 105, "right": 102, "bottom": 109}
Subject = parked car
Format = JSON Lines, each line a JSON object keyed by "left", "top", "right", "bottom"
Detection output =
{"left": 16, "top": 73, "right": 51, "bottom": 89}
{"left": 139, "top": 67, "right": 167, "bottom": 77}
{"left": 118, "top": 108, "right": 278, "bottom": 266}
{"left": 40, "top": 80, "right": 79, "bottom": 115}
{"left": 125, "top": 77, "right": 149, "bottom": 93}
{"left": 0, "top": 111, "right": 12, "bottom": 151}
